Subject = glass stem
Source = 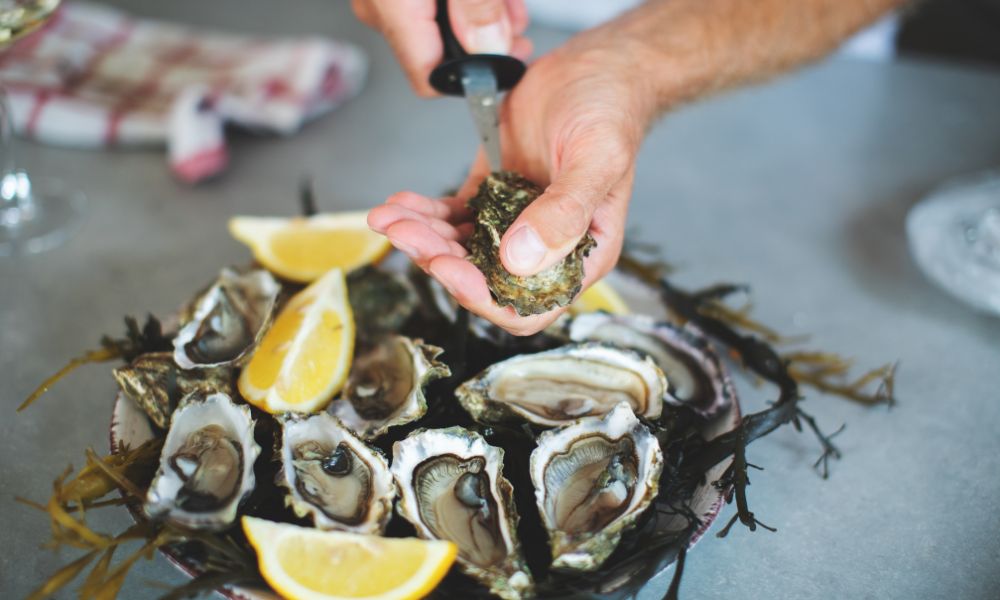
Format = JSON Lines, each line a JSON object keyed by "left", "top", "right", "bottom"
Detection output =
{"left": 0, "top": 83, "right": 33, "bottom": 228}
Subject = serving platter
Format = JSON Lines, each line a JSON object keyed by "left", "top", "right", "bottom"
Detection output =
{"left": 108, "top": 267, "right": 742, "bottom": 600}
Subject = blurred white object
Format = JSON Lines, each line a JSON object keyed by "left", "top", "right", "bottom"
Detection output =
{"left": 525, "top": 0, "right": 640, "bottom": 30}
{"left": 907, "top": 170, "right": 1000, "bottom": 316}
{"left": 527, "top": 0, "right": 899, "bottom": 62}
{"left": 839, "top": 15, "right": 899, "bottom": 61}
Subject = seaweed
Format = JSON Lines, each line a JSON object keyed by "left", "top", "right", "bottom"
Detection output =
{"left": 18, "top": 315, "right": 172, "bottom": 412}
{"left": 21, "top": 440, "right": 264, "bottom": 600}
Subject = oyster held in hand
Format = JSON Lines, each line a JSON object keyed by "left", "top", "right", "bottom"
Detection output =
{"left": 468, "top": 172, "right": 596, "bottom": 316}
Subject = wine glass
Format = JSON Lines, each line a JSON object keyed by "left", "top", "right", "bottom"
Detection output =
{"left": 0, "top": 0, "right": 86, "bottom": 257}
{"left": 906, "top": 169, "right": 1000, "bottom": 316}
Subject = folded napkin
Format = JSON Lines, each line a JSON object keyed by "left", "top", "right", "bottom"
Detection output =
{"left": 0, "top": 2, "right": 367, "bottom": 182}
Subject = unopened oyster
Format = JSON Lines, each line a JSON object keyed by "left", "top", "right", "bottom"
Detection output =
{"left": 347, "top": 266, "right": 418, "bottom": 340}
{"left": 278, "top": 412, "right": 395, "bottom": 533}
{"left": 530, "top": 403, "right": 663, "bottom": 571}
{"left": 456, "top": 342, "right": 668, "bottom": 427}
{"left": 173, "top": 268, "right": 281, "bottom": 370}
{"left": 112, "top": 352, "right": 233, "bottom": 429}
{"left": 468, "top": 172, "right": 595, "bottom": 316}
{"left": 391, "top": 427, "right": 533, "bottom": 600}
{"left": 569, "top": 313, "right": 735, "bottom": 418}
{"left": 329, "top": 336, "right": 451, "bottom": 440}
{"left": 146, "top": 392, "right": 260, "bottom": 530}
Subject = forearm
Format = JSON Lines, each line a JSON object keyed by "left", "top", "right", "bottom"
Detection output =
{"left": 579, "top": 0, "right": 907, "bottom": 122}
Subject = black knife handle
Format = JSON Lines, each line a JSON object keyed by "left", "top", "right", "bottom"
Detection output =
{"left": 428, "top": 0, "right": 525, "bottom": 96}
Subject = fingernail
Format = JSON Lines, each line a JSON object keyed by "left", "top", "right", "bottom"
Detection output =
{"left": 505, "top": 226, "right": 546, "bottom": 273}
{"left": 469, "top": 23, "right": 510, "bottom": 54}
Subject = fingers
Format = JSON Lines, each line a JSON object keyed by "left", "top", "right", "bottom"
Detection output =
{"left": 427, "top": 254, "right": 565, "bottom": 336}
{"left": 386, "top": 191, "right": 471, "bottom": 223}
{"left": 449, "top": 0, "right": 512, "bottom": 54}
{"left": 499, "top": 128, "right": 631, "bottom": 277}
{"left": 352, "top": 0, "right": 530, "bottom": 97}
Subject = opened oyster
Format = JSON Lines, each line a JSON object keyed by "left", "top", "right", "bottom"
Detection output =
{"left": 530, "top": 403, "right": 663, "bottom": 571}
{"left": 112, "top": 352, "right": 233, "bottom": 429}
{"left": 391, "top": 427, "right": 533, "bottom": 600}
{"left": 467, "top": 172, "right": 595, "bottom": 316}
{"left": 277, "top": 412, "right": 395, "bottom": 533}
{"left": 456, "top": 342, "right": 668, "bottom": 427}
{"left": 146, "top": 391, "right": 260, "bottom": 530}
{"left": 173, "top": 268, "right": 281, "bottom": 370}
{"left": 569, "top": 313, "right": 735, "bottom": 418}
{"left": 328, "top": 336, "right": 451, "bottom": 440}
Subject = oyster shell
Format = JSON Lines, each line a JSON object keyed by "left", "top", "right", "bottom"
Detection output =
{"left": 467, "top": 172, "right": 595, "bottom": 316}
{"left": 277, "top": 412, "right": 395, "bottom": 533}
{"left": 569, "top": 314, "right": 735, "bottom": 418}
{"left": 328, "top": 336, "right": 451, "bottom": 440}
{"left": 456, "top": 342, "right": 667, "bottom": 427}
{"left": 530, "top": 403, "right": 663, "bottom": 571}
{"left": 173, "top": 268, "right": 281, "bottom": 370}
{"left": 391, "top": 427, "right": 533, "bottom": 600}
{"left": 146, "top": 391, "right": 260, "bottom": 530}
{"left": 112, "top": 352, "right": 233, "bottom": 429}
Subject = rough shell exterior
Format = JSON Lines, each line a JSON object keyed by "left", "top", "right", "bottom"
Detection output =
{"left": 455, "top": 342, "right": 667, "bottom": 427}
{"left": 529, "top": 403, "right": 663, "bottom": 571}
{"left": 568, "top": 313, "right": 735, "bottom": 418}
{"left": 391, "top": 427, "right": 534, "bottom": 600}
{"left": 467, "top": 172, "right": 595, "bottom": 316}
{"left": 145, "top": 392, "right": 260, "bottom": 530}
{"left": 112, "top": 352, "right": 233, "bottom": 429}
{"left": 277, "top": 412, "right": 395, "bottom": 533}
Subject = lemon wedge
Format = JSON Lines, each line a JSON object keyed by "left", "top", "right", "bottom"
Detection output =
{"left": 238, "top": 268, "right": 354, "bottom": 413}
{"left": 569, "top": 280, "right": 629, "bottom": 315}
{"left": 229, "top": 213, "right": 391, "bottom": 283}
{"left": 243, "top": 517, "right": 456, "bottom": 600}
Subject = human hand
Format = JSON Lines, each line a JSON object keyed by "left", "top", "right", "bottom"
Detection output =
{"left": 352, "top": 0, "right": 533, "bottom": 96}
{"left": 369, "top": 30, "right": 654, "bottom": 335}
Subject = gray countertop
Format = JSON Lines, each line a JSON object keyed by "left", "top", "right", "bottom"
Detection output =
{"left": 2, "top": 1, "right": 999, "bottom": 599}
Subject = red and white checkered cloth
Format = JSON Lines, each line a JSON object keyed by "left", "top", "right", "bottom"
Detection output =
{"left": 0, "top": 2, "right": 367, "bottom": 183}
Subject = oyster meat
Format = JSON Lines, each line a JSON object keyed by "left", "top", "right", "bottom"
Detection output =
{"left": 456, "top": 342, "right": 667, "bottom": 427}
{"left": 146, "top": 392, "right": 260, "bottom": 530}
{"left": 112, "top": 352, "right": 233, "bottom": 429}
{"left": 329, "top": 336, "right": 451, "bottom": 440}
{"left": 278, "top": 412, "right": 395, "bottom": 533}
{"left": 467, "top": 172, "right": 595, "bottom": 316}
{"left": 173, "top": 268, "right": 281, "bottom": 370}
{"left": 569, "top": 313, "right": 735, "bottom": 418}
{"left": 530, "top": 403, "right": 663, "bottom": 571}
{"left": 391, "top": 427, "right": 533, "bottom": 600}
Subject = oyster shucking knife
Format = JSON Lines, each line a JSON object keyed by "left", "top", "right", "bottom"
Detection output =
{"left": 429, "top": 0, "right": 525, "bottom": 171}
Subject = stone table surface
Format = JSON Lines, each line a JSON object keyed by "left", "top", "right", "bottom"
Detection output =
{"left": 2, "top": 1, "right": 999, "bottom": 599}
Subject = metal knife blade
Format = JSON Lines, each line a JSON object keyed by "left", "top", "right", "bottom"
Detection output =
{"left": 460, "top": 62, "right": 502, "bottom": 171}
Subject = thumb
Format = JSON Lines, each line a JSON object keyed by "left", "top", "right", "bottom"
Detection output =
{"left": 500, "top": 156, "right": 621, "bottom": 277}
{"left": 449, "top": 0, "right": 512, "bottom": 54}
